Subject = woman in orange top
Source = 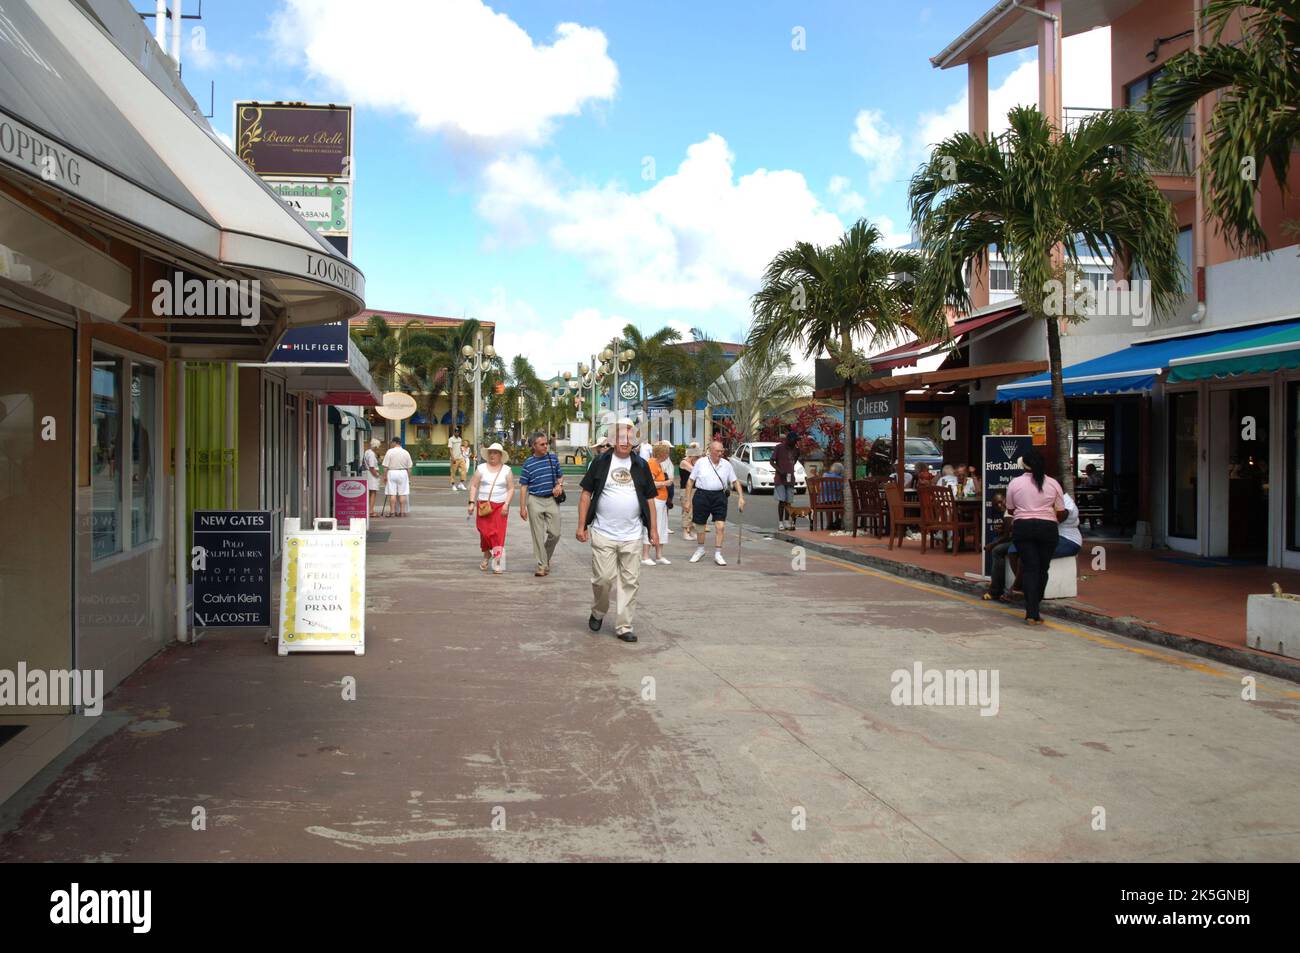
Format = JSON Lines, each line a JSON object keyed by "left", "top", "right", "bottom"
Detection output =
{"left": 641, "top": 443, "right": 673, "bottom": 566}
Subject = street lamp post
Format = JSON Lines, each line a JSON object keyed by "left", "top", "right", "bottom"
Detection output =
{"left": 599, "top": 345, "right": 636, "bottom": 422}
{"left": 574, "top": 355, "right": 610, "bottom": 431}
{"left": 460, "top": 332, "right": 495, "bottom": 457}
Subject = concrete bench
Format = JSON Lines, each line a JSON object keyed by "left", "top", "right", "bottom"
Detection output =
{"left": 1007, "top": 553, "right": 1078, "bottom": 599}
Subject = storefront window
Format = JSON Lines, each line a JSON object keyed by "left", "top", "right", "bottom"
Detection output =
{"left": 91, "top": 351, "right": 123, "bottom": 558}
{"left": 131, "top": 363, "right": 157, "bottom": 546}
{"left": 1168, "top": 391, "right": 1198, "bottom": 539}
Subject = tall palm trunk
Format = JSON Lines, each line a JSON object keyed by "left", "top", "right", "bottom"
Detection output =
{"left": 841, "top": 329, "right": 856, "bottom": 532}
{"left": 449, "top": 361, "right": 460, "bottom": 435}
{"left": 1045, "top": 317, "right": 1074, "bottom": 496}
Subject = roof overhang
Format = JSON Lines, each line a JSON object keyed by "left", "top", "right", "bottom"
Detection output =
{"left": 246, "top": 337, "right": 381, "bottom": 405}
{"left": 815, "top": 359, "right": 1048, "bottom": 400}
{"left": 0, "top": 0, "right": 364, "bottom": 358}
{"left": 931, "top": 0, "right": 1141, "bottom": 70}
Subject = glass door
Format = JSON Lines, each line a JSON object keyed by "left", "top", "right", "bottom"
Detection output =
{"left": 1226, "top": 387, "right": 1269, "bottom": 560}
{"left": 1167, "top": 391, "right": 1198, "bottom": 539}
{"left": 0, "top": 308, "right": 74, "bottom": 716}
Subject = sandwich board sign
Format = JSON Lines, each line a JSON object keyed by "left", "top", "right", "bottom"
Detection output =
{"left": 981, "top": 435, "right": 1033, "bottom": 577}
{"left": 192, "top": 510, "right": 272, "bottom": 630}
{"left": 277, "top": 517, "right": 366, "bottom": 656}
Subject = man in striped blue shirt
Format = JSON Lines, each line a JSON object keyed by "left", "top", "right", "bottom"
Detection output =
{"left": 518, "top": 432, "right": 565, "bottom": 577}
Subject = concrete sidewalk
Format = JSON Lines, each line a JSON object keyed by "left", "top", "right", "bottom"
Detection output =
{"left": 2, "top": 479, "right": 1298, "bottom": 861}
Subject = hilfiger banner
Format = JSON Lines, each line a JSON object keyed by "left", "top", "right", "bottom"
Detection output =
{"left": 277, "top": 518, "right": 366, "bottom": 656}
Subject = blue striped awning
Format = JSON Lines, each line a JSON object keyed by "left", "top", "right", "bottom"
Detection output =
{"left": 997, "top": 319, "right": 1300, "bottom": 400}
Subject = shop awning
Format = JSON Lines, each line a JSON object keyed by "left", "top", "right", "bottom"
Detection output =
{"left": 1167, "top": 320, "right": 1300, "bottom": 383}
{"left": 863, "top": 303, "right": 1028, "bottom": 372}
{"left": 998, "top": 319, "right": 1300, "bottom": 400}
{"left": 0, "top": 0, "right": 363, "bottom": 358}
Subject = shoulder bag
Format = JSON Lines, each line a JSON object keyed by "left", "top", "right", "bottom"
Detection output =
{"left": 477, "top": 466, "right": 501, "bottom": 517}
{"left": 550, "top": 454, "right": 567, "bottom": 504}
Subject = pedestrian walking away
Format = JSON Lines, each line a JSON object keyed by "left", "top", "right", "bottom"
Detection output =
{"left": 679, "top": 441, "right": 701, "bottom": 540}
{"left": 1005, "top": 447, "right": 1065, "bottom": 625}
{"left": 576, "top": 419, "right": 658, "bottom": 642}
{"left": 448, "top": 426, "right": 467, "bottom": 490}
{"left": 641, "top": 441, "right": 673, "bottom": 566}
{"left": 773, "top": 430, "right": 799, "bottom": 530}
{"left": 382, "top": 437, "right": 414, "bottom": 517}
{"left": 468, "top": 442, "right": 515, "bottom": 573}
{"left": 363, "top": 438, "right": 382, "bottom": 518}
{"left": 686, "top": 439, "right": 745, "bottom": 566}
{"left": 519, "top": 431, "right": 565, "bottom": 577}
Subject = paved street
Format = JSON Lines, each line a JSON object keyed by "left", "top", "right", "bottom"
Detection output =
{"left": 2, "top": 477, "right": 1297, "bottom": 862}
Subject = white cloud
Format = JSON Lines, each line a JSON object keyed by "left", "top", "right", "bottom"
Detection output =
{"left": 484, "top": 301, "right": 637, "bottom": 378}
{"left": 849, "top": 108, "right": 904, "bottom": 189}
{"left": 916, "top": 27, "right": 1112, "bottom": 148}
{"left": 478, "top": 134, "right": 846, "bottom": 314}
{"left": 827, "top": 175, "right": 866, "bottom": 215}
{"left": 270, "top": 0, "right": 617, "bottom": 148}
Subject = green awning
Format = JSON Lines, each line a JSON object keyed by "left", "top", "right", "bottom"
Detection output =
{"left": 1166, "top": 319, "right": 1300, "bottom": 383}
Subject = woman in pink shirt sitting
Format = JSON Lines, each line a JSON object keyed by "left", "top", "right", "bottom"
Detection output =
{"left": 1004, "top": 447, "right": 1065, "bottom": 625}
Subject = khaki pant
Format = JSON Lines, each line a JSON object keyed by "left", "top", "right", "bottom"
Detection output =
{"left": 590, "top": 529, "right": 641, "bottom": 635}
{"left": 681, "top": 484, "right": 695, "bottom": 533}
{"left": 526, "top": 494, "right": 561, "bottom": 570}
{"left": 450, "top": 458, "right": 467, "bottom": 483}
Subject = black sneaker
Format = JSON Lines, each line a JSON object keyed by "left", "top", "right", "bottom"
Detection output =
{"left": 617, "top": 631, "right": 637, "bottom": 643}
{"left": 588, "top": 614, "right": 603, "bottom": 632}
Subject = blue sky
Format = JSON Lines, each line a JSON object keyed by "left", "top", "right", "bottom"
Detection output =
{"left": 178, "top": 0, "right": 1110, "bottom": 376}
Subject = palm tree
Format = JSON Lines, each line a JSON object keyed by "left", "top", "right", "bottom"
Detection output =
{"left": 1147, "top": 0, "right": 1299, "bottom": 252}
{"left": 750, "top": 220, "right": 937, "bottom": 529}
{"left": 489, "top": 355, "right": 548, "bottom": 442}
{"left": 707, "top": 348, "right": 811, "bottom": 448}
{"left": 620, "top": 324, "right": 683, "bottom": 421}
{"left": 351, "top": 313, "right": 423, "bottom": 392}
{"left": 666, "top": 329, "right": 732, "bottom": 444}
{"left": 909, "top": 105, "right": 1185, "bottom": 494}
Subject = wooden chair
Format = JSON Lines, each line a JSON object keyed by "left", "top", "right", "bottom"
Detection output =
{"left": 883, "top": 483, "right": 922, "bottom": 549}
{"left": 806, "top": 475, "right": 845, "bottom": 531}
{"left": 851, "top": 478, "right": 884, "bottom": 537}
{"left": 917, "top": 484, "right": 979, "bottom": 554}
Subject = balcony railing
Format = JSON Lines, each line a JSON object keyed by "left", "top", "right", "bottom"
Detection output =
{"left": 1063, "top": 106, "right": 1194, "bottom": 178}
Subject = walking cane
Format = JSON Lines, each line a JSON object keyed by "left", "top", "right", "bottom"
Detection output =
{"left": 737, "top": 499, "right": 743, "bottom": 566}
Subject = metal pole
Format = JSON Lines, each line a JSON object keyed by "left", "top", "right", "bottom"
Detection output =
{"left": 473, "top": 332, "right": 482, "bottom": 459}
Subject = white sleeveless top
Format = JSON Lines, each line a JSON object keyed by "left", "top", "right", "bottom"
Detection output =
{"left": 475, "top": 463, "right": 510, "bottom": 503}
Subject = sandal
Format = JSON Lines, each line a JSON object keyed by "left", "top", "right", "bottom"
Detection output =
{"left": 479, "top": 560, "right": 490, "bottom": 572}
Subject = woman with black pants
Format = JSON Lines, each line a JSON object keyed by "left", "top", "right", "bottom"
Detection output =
{"left": 1004, "top": 448, "right": 1065, "bottom": 625}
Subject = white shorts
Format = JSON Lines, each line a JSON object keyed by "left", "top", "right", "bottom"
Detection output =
{"left": 386, "top": 470, "right": 410, "bottom": 496}
{"left": 366, "top": 473, "right": 380, "bottom": 492}
{"left": 642, "top": 498, "right": 668, "bottom": 546}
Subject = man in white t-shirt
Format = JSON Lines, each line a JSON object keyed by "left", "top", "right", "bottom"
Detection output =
{"left": 363, "top": 438, "right": 382, "bottom": 517}
{"left": 576, "top": 420, "right": 657, "bottom": 642}
{"left": 381, "top": 437, "right": 414, "bottom": 517}
{"left": 686, "top": 440, "right": 745, "bottom": 566}
{"left": 447, "top": 428, "right": 465, "bottom": 491}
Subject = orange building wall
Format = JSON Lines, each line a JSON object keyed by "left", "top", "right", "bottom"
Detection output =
{"left": 1111, "top": 0, "right": 1297, "bottom": 271}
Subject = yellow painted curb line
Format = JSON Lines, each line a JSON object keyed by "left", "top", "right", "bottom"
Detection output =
{"left": 805, "top": 551, "right": 1300, "bottom": 702}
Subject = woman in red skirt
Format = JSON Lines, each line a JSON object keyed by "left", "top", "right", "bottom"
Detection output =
{"left": 467, "top": 442, "right": 515, "bottom": 574}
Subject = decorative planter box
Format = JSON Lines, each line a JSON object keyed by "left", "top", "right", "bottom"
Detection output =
{"left": 1246, "top": 594, "right": 1300, "bottom": 659}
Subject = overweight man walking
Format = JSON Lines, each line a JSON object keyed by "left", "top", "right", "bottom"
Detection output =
{"left": 686, "top": 439, "right": 744, "bottom": 565}
{"left": 518, "top": 431, "right": 565, "bottom": 577}
{"left": 576, "top": 420, "right": 658, "bottom": 643}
